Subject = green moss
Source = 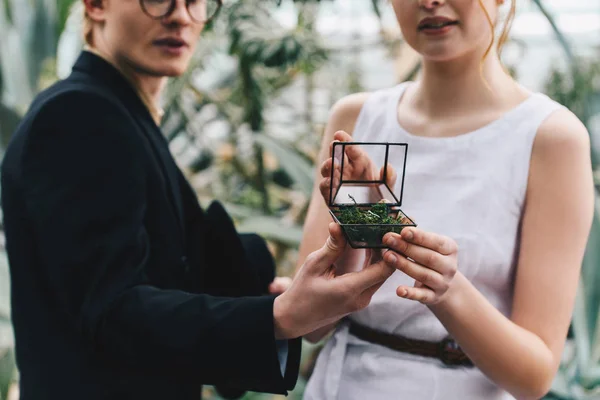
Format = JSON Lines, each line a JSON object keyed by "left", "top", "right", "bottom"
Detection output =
{"left": 337, "top": 195, "right": 401, "bottom": 225}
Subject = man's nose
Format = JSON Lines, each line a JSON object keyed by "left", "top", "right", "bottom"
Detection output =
{"left": 419, "top": 0, "right": 445, "bottom": 10}
{"left": 163, "top": 0, "right": 193, "bottom": 26}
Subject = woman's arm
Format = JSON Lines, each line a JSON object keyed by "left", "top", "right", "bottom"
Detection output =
{"left": 296, "top": 93, "right": 369, "bottom": 343}
{"left": 382, "top": 108, "right": 594, "bottom": 399}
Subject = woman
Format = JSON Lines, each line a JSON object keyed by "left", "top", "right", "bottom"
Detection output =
{"left": 0, "top": 1, "right": 398, "bottom": 399}
{"left": 297, "top": 0, "right": 594, "bottom": 399}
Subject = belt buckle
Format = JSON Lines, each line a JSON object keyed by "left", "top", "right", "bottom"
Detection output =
{"left": 438, "top": 337, "right": 464, "bottom": 366}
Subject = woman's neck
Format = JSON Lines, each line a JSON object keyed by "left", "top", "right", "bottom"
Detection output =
{"left": 414, "top": 48, "right": 522, "bottom": 118}
{"left": 85, "top": 45, "right": 167, "bottom": 125}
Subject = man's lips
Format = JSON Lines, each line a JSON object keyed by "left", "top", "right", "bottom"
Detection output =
{"left": 153, "top": 38, "right": 188, "bottom": 48}
{"left": 418, "top": 17, "right": 459, "bottom": 31}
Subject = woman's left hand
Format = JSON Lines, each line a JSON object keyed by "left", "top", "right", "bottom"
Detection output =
{"left": 268, "top": 276, "right": 293, "bottom": 295}
{"left": 383, "top": 228, "right": 459, "bottom": 305}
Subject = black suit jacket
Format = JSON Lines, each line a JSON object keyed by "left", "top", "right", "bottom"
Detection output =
{"left": 0, "top": 51, "right": 300, "bottom": 400}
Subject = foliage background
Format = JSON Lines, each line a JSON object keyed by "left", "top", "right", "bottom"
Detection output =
{"left": 1, "top": 0, "right": 600, "bottom": 399}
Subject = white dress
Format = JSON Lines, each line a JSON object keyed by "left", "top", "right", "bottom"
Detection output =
{"left": 303, "top": 82, "right": 565, "bottom": 400}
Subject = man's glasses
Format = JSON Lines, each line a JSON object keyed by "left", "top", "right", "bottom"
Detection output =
{"left": 140, "top": 0, "right": 222, "bottom": 24}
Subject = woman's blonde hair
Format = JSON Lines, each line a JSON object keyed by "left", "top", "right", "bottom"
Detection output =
{"left": 479, "top": 0, "right": 517, "bottom": 64}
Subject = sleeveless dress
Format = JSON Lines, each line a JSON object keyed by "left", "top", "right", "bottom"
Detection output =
{"left": 303, "top": 82, "right": 565, "bottom": 400}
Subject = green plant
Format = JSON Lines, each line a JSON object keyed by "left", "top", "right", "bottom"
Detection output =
{"left": 0, "top": 253, "right": 14, "bottom": 400}
{"left": 544, "top": 198, "right": 600, "bottom": 399}
{"left": 337, "top": 198, "right": 401, "bottom": 225}
{"left": 0, "top": 0, "right": 79, "bottom": 148}
{"left": 536, "top": 4, "right": 600, "bottom": 398}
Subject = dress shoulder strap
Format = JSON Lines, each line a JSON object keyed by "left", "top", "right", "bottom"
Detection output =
{"left": 352, "top": 83, "right": 410, "bottom": 142}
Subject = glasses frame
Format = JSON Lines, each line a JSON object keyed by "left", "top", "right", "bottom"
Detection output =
{"left": 139, "top": 0, "right": 223, "bottom": 24}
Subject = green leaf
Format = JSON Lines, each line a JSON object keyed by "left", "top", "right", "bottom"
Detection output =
{"left": 580, "top": 195, "right": 600, "bottom": 351}
{"left": 219, "top": 202, "right": 260, "bottom": 219}
{"left": 0, "top": 348, "right": 15, "bottom": 400}
{"left": 559, "top": 194, "right": 600, "bottom": 394}
{"left": 254, "top": 134, "right": 314, "bottom": 196}
{"left": 0, "top": 102, "right": 21, "bottom": 147}
{"left": 2, "top": 0, "right": 13, "bottom": 25}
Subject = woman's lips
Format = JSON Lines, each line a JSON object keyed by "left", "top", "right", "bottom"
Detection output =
{"left": 417, "top": 17, "right": 459, "bottom": 36}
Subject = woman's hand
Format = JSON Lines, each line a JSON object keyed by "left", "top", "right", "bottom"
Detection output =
{"left": 318, "top": 130, "right": 397, "bottom": 204}
{"left": 268, "top": 277, "right": 293, "bottom": 295}
{"left": 383, "top": 227, "right": 458, "bottom": 305}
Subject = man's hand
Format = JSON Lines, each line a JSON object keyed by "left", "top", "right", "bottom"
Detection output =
{"left": 273, "top": 222, "right": 395, "bottom": 339}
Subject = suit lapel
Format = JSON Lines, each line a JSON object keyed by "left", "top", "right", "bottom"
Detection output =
{"left": 70, "top": 51, "right": 186, "bottom": 241}
{"left": 137, "top": 117, "right": 186, "bottom": 230}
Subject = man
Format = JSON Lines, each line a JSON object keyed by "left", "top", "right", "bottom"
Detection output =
{"left": 0, "top": 1, "right": 395, "bottom": 399}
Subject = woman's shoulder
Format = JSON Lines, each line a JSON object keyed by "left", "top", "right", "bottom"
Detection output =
{"left": 327, "top": 83, "right": 409, "bottom": 135}
{"left": 534, "top": 104, "right": 590, "bottom": 157}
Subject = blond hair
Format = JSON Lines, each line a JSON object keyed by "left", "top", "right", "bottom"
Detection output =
{"left": 479, "top": 0, "right": 517, "bottom": 64}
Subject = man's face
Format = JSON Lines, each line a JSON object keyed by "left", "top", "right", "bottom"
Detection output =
{"left": 89, "top": 0, "right": 207, "bottom": 77}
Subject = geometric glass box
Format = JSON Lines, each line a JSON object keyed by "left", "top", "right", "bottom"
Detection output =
{"left": 327, "top": 142, "right": 417, "bottom": 248}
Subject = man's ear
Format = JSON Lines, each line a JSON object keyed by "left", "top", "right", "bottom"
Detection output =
{"left": 83, "top": 0, "right": 107, "bottom": 22}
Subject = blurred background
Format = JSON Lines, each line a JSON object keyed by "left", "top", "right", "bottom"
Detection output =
{"left": 1, "top": 0, "right": 599, "bottom": 399}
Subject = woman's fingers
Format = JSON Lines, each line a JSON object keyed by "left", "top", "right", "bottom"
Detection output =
{"left": 380, "top": 163, "right": 398, "bottom": 190}
{"left": 333, "top": 130, "right": 353, "bottom": 143}
{"left": 327, "top": 131, "right": 377, "bottom": 181}
{"left": 319, "top": 177, "right": 332, "bottom": 201}
{"left": 320, "top": 158, "right": 333, "bottom": 178}
{"left": 384, "top": 251, "right": 448, "bottom": 291}
{"left": 269, "top": 277, "right": 293, "bottom": 295}
{"left": 384, "top": 234, "right": 448, "bottom": 274}
{"left": 345, "top": 144, "right": 375, "bottom": 180}
{"left": 396, "top": 285, "right": 436, "bottom": 303}
{"left": 400, "top": 228, "right": 457, "bottom": 256}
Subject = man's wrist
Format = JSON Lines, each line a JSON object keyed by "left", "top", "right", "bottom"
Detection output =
{"left": 273, "top": 293, "right": 296, "bottom": 340}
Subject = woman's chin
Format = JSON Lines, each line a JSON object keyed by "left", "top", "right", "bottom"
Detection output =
{"left": 421, "top": 49, "right": 468, "bottom": 64}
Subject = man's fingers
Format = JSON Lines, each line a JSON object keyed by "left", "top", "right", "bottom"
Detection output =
{"left": 359, "top": 279, "right": 386, "bottom": 301}
{"left": 309, "top": 223, "right": 348, "bottom": 272}
{"left": 341, "top": 259, "right": 395, "bottom": 293}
